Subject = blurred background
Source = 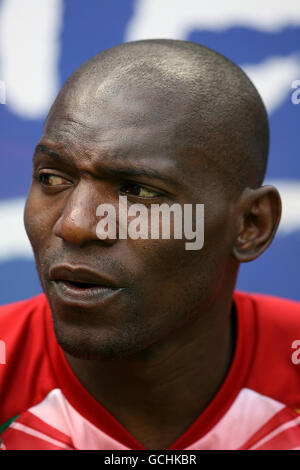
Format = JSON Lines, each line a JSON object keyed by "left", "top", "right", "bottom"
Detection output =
{"left": 0, "top": 0, "right": 300, "bottom": 305}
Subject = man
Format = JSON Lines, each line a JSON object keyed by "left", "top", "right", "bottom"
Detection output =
{"left": 0, "top": 39, "right": 300, "bottom": 450}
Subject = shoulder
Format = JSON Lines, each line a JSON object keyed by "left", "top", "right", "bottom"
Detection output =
{"left": 234, "top": 290, "right": 300, "bottom": 321}
{"left": 234, "top": 291, "right": 300, "bottom": 349}
{"left": 0, "top": 293, "right": 49, "bottom": 318}
{"left": 234, "top": 291, "right": 300, "bottom": 407}
{"left": 0, "top": 294, "right": 56, "bottom": 423}
{"left": 0, "top": 294, "right": 50, "bottom": 344}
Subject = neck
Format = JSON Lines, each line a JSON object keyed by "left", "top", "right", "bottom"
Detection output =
{"left": 64, "top": 289, "right": 237, "bottom": 449}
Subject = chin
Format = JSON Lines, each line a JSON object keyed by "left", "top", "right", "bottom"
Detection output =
{"left": 52, "top": 314, "right": 152, "bottom": 362}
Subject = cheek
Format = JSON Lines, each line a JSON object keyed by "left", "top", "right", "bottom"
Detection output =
{"left": 124, "top": 237, "right": 202, "bottom": 313}
{"left": 24, "top": 187, "right": 55, "bottom": 254}
{"left": 132, "top": 201, "right": 233, "bottom": 307}
{"left": 203, "top": 195, "right": 236, "bottom": 255}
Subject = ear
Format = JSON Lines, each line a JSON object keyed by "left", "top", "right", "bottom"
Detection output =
{"left": 232, "top": 185, "right": 282, "bottom": 262}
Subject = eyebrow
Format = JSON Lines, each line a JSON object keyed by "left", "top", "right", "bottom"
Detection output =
{"left": 33, "top": 144, "right": 180, "bottom": 186}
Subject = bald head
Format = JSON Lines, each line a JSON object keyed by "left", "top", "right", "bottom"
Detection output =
{"left": 46, "top": 39, "right": 269, "bottom": 194}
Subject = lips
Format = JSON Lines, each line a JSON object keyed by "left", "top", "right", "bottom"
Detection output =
{"left": 50, "top": 264, "right": 118, "bottom": 287}
{"left": 49, "top": 264, "right": 122, "bottom": 306}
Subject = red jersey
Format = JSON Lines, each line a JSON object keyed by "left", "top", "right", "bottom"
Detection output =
{"left": 0, "top": 291, "right": 300, "bottom": 450}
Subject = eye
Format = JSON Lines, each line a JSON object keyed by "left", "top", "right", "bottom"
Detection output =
{"left": 37, "top": 173, "right": 71, "bottom": 187}
{"left": 120, "top": 182, "right": 161, "bottom": 198}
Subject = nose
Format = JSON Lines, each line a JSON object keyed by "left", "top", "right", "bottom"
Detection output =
{"left": 53, "top": 181, "right": 116, "bottom": 247}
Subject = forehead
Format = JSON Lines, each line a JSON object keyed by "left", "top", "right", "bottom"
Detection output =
{"left": 42, "top": 81, "right": 197, "bottom": 177}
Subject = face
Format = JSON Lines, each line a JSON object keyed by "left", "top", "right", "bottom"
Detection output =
{"left": 24, "top": 78, "right": 239, "bottom": 360}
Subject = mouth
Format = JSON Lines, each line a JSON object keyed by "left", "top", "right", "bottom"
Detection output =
{"left": 49, "top": 264, "right": 122, "bottom": 306}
